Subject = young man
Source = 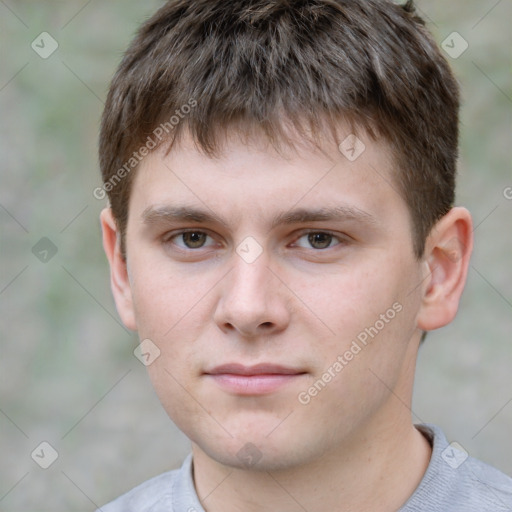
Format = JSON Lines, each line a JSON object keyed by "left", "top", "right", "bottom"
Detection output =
{"left": 97, "top": 0, "right": 512, "bottom": 510}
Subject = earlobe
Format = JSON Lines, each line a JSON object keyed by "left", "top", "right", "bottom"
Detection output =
{"left": 416, "top": 207, "right": 473, "bottom": 332}
{"left": 100, "top": 208, "right": 137, "bottom": 331}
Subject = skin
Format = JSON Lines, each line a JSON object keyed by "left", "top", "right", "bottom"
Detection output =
{"left": 101, "top": 127, "right": 473, "bottom": 511}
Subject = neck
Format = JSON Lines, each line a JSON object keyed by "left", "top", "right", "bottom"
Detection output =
{"left": 191, "top": 411, "right": 431, "bottom": 512}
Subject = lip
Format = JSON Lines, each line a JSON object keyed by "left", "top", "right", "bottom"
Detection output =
{"left": 204, "top": 363, "right": 307, "bottom": 395}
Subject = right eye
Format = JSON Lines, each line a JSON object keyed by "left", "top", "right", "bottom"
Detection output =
{"left": 164, "top": 230, "right": 217, "bottom": 250}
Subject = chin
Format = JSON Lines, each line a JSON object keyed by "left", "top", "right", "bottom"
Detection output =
{"left": 193, "top": 423, "right": 319, "bottom": 473}
{"left": 204, "top": 443, "right": 303, "bottom": 472}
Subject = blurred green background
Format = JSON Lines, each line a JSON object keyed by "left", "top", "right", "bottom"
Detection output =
{"left": 1, "top": 1, "right": 511, "bottom": 510}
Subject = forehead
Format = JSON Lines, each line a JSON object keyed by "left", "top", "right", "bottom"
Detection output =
{"left": 129, "top": 127, "right": 406, "bottom": 230}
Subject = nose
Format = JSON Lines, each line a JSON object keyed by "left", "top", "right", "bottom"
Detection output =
{"left": 213, "top": 252, "right": 291, "bottom": 338}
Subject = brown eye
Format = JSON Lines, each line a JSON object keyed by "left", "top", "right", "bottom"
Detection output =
{"left": 307, "top": 232, "right": 334, "bottom": 249}
{"left": 163, "top": 229, "right": 218, "bottom": 254}
{"left": 181, "top": 232, "right": 208, "bottom": 248}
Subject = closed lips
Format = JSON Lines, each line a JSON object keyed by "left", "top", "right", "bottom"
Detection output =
{"left": 205, "top": 363, "right": 306, "bottom": 375}
{"left": 204, "top": 363, "right": 307, "bottom": 395}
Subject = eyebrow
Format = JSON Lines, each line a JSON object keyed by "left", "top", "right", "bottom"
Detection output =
{"left": 141, "top": 204, "right": 378, "bottom": 230}
{"left": 269, "top": 206, "right": 377, "bottom": 229}
{"left": 142, "top": 205, "right": 229, "bottom": 227}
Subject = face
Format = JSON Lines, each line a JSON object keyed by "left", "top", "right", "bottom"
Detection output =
{"left": 117, "top": 129, "right": 427, "bottom": 471}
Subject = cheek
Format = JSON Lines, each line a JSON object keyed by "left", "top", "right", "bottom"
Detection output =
{"left": 129, "top": 258, "right": 211, "bottom": 339}
{"left": 293, "top": 264, "right": 419, "bottom": 429}
{"left": 305, "top": 256, "right": 420, "bottom": 355}
{"left": 129, "top": 259, "right": 216, "bottom": 388}
{"left": 145, "top": 354, "right": 209, "bottom": 443}
{"left": 134, "top": 267, "right": 210, "bottom": 429}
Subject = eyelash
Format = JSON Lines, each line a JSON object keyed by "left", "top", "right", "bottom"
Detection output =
{"left": 291, "top": 230, "right": 344, "bottom": 250}
{"left": 163, "top": 229, "right": 347, "bottom": 251}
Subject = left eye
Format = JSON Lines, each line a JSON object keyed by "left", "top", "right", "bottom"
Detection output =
{"left": 294, "top": 232, "right": 341, "bottom": 250}
{"left": 169, "top": 231, "right": 216, "bottom": 249}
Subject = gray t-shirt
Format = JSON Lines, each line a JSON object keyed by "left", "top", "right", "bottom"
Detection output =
{"left": 98, "top": 424, "right": 512, "bottom": 511}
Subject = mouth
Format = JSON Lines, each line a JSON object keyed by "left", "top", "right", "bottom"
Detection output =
{"left": 204, "top": 363, "right": 307, "bottom": 395}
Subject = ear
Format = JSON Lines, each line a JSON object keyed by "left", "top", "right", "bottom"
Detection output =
{"left": 416, "top": 207, "right": 473, "bottom": 332}
{"left": 100, "top": 208, "right": 137, "bottom": 331}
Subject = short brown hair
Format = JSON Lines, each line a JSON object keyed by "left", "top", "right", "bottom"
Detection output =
{"left": 99, "top": 0, "right": 460, "bottom": 259}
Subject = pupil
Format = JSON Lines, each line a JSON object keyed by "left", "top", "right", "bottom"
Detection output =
{"left": 184, "top": 232, "right": 205, "bottom": 248}
{"left": 308, "top": 233, "right": 331, "bottom": 249}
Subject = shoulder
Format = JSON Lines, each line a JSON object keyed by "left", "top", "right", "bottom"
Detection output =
{"left": 403, "top": 424, "right": 512, "bottom": 512}
{"left": 96, "top": 465, "right": 181, "bottom": 512}
{"left": 96, "top": 453, "right": 201, "bottom": 512}
{"left": 459, "top": 454, "right": 512, "bottom": 510}
{"left": 97, "top": 470, "right": 175, "bottom": 512}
